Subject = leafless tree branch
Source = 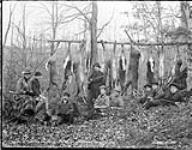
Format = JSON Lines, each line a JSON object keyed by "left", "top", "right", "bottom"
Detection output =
{"left": 97, "top": 8, "right": 115, "bottom": 39}
{"left": 60, "top": 3, "right": 91, "bottom": 24}
{"left": 3, "top": 4, "right": 16, "bottom": 46}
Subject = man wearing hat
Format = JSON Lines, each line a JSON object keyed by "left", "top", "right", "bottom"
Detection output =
{"left": 137, "top": 83, "right": 152, "bottom": 104}
{"left": 86, "top": 62, "right": 105, "bottom": 119}
{"left": 144, "top": 82, "right": 187, "bottom": 109}
{"left": 14, "top": 68, "right": 36, "bottom": 122}
{"left": 29, "top": 71, "right": 50, "bottom": 122}
{"left": 16, "top": 68, "right": 33, "bottom": 95}
{"left": 110, "top": 85, "right": 124, "bottom": 108}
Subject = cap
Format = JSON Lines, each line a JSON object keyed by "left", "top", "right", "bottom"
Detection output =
{"left": 22, "top": 68, "right": 31, "bottom": 74}
{"left": 93, "top": 63, "right": 101, "bottom": 68}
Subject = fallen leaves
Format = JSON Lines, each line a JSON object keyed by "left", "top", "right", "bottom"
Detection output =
{"left": 2, "top": 97, "right": 192, "bottom": 149}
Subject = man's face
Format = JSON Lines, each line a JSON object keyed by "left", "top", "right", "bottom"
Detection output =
{"left": 145, "top": 86, "right": 152, "bottom": 92}
{"left": 94, "top": 66, "right": 100, "bottom": 71}
{"left": 68, "top": 74, "right": 73, "bottom": 82}
{"left": 100, "top": 88, "right": 106, "bottom": 94}
{"left": 152, "top": 84, "right": 158, "bottom": 90}
{"left": 35, "top": 76, "right": 42, "bottom": 79}
{"left": 170, "top": 85, "right": 178, "bottom": 93}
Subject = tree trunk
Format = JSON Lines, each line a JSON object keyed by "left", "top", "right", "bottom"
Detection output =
{"left": 180, "top": 1, "right": 192, "bottom": 89}
{"left": 156, "top": 1, "right": 164, "bottom": 84}
{"left": 49, "top": 1, "right": 58, "bottom": 88}
{"left": 90, "top": 1, "right": 98, "bottom": 68}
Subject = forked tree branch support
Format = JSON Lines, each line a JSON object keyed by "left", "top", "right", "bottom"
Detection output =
{"left": 47, "top": 39, "right": 192, "bottom": 46}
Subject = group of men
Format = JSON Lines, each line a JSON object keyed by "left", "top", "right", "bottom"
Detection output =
{"left": 11, "top": 58, "right": 191, "bottom": 125}
{"left": 13, "top": 68, "right": 46, "bottom": 123}
{"left": 12, "top": 62, "right": 108, "bottom": 124}
{"left": 138, "top": 59, "right": 191, "bottom": 109}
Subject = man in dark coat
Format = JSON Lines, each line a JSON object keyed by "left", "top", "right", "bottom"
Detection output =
{"left": 86, "top": 63, "right": 105, "bottom": 119}
{"left": 144, "top": 83, "right": 187, "bottom": 109}
{"left": 138, "top": 83, "right": 152, "bottom": 104}
{"left": 29, "top": 71, "right": 50, "bottom": 121}
{"left": 30, "top": 71, "right": 42, "bottom": 97}
{"left": 14, "top": 68, "right": 36, "bottom": 122}
{"left": 16, "top": 68, "right": 33, "bottom": 95}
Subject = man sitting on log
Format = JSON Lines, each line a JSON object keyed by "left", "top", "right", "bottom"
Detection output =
{"left": 14, "top": 68, "right": 36, "bottom": 123}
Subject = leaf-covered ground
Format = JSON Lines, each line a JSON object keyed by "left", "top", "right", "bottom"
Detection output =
{"left": 2, "top": 97, "right": 192, "bottom": 149}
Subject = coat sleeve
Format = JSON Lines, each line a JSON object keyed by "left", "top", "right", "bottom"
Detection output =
{"left": 30, "top": 79, "right": 41, "bottom": 96}
{"left": 16, "top": 78, "right": 25, "bottom": 94}
{"left": 153, "top": 92, "right": 165, "bottom": 100}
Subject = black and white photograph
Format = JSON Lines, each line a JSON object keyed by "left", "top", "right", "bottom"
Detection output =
{"left": 1, "top": 1, "right": 192, "bottom": 149}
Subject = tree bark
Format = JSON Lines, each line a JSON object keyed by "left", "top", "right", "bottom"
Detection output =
{"left": 156, "top": 1, "right": 164, "bottom": 84}
{"left": 90, "top": 1, "right": 98, "bottom": 67}
{"left": 180, "top": 1, "right": 192, "bottom": 89}
{"left": 49, "top": 1, "right": 58, "bottom": 88}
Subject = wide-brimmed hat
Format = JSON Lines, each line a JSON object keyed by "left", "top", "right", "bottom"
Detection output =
{"left": 151, "top": 81, "right": 159, "bottom": 86}
{"left": 99, "top": 85, "right": 106, "bottom": 90}
{"left": 169, "top": 82, "right": 180, "bottom": 89}
{"left": 144, "top": 83, "right": 152, "bottom": 89}
{"left": 63, "top": 92, "right": 70, "bottom": 97}
{"left": 93, "top": 63, "right": 101, "bottom": 68}
{"left": 22, "top": 68, "right": 31, "bottom": 74}
{"left": 34, "top": 71, "right": 42, "bottom": 77}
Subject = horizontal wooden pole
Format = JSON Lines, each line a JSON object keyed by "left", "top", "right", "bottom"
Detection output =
{"left": 47, "top": 39, "right": 192, "bottom": 46}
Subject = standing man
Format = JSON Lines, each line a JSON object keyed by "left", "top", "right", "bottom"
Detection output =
{"left": 86, "top": 63, "right": 105, "bottom": 119}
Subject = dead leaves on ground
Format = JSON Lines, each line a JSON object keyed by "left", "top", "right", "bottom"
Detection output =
{"left": 2, "top": 98, "right": 192, "bottom": 149}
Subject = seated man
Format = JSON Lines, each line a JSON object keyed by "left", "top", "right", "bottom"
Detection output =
{"left": 144, "top": 83, "right": 187, "bottom": 109}
{"left": 14, "top": 68, "right": 36, "bottom": 122}
{"left": 137, "top": 83, "right": 152, "bottom": 104}
{"left": 30, "top": 71, "right": 49, "bottom": 122}
{"left": 94, "top": 85, "right": 110, "bottom": 115}
{"left": 110, "top": 86, "right": 124, "bottom": 108}
{"left": 151, "top": 81, "right": 159, "bottom": 97}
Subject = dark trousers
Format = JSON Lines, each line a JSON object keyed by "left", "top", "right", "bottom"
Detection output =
{"left": 144, "top": 99, "right": 173, "bottom": 109}
{"left": 86, "top": 85, "right": 100, "bottom": 120}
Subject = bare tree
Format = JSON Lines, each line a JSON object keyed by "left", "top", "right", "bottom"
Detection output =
{"left": 3, "top": 4, "right": 16, "bottom": 46}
